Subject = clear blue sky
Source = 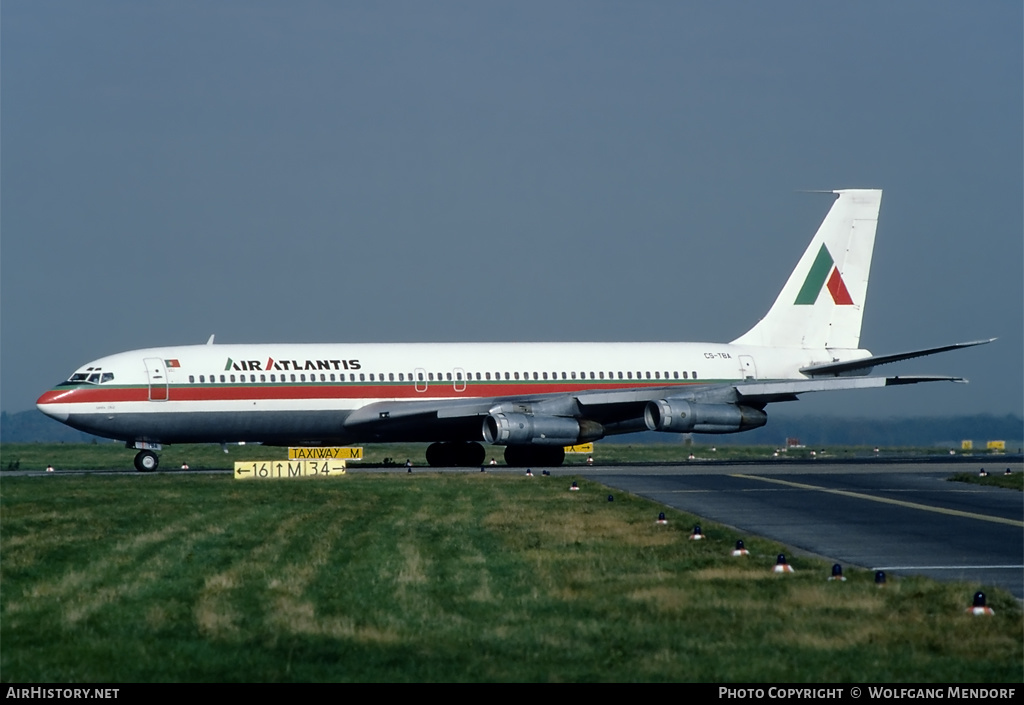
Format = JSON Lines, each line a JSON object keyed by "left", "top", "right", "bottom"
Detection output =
{"left": 2, "top": 1, "right": 1021, "bottom": 419}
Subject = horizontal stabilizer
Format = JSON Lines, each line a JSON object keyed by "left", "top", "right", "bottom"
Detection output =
{"left": 800, "top": 339, "right": 995, "bottom": 377}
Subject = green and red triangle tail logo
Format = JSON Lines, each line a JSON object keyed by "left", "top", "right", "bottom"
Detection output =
{"left": 794, "top": 244, "right": 853, "bottom": 305}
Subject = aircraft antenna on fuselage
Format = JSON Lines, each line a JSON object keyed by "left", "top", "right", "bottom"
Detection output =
{"left": 206, "top": 334, "right": 215, "bottom": 345}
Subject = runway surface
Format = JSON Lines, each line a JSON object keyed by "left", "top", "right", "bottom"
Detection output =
{"left": 581, "top": 461, "right": 1023, "bottom": 598}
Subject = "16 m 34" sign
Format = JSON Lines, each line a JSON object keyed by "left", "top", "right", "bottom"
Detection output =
{"left": 234, "top": 460, "right": 347, "bottom": 480}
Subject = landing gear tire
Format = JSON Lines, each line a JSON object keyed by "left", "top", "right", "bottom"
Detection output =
{"left": 425, "top": 443, "right": 448, "bottom": 467}
{"left": 134, "top": 450, "right": 159, "bottom": 473}
{"left": 425, "top": 442, "right": 486, "bottom": 467}
{"left": 503, "top": 446, "right": 565, "bottom": 467}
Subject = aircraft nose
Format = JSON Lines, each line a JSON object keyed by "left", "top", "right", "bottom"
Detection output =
{"left": 36, "top": 391, "right": 69, "bottom": 423}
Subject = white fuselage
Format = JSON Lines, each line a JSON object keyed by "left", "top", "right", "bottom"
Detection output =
{"left": 36, "top": 341, "right": 864, "bottom": 446}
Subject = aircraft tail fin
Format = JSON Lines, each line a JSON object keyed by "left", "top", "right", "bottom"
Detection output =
{"left": 731, "top": 189, "right": 882, "bottom": 350}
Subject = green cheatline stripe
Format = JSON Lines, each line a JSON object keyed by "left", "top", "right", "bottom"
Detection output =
{"left": 794, "top": 244, "right": 834, "bottom": 305}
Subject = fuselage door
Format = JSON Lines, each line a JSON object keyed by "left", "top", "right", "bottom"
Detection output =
{"left": 414, "top": 367, "right": 428, "bottom": 393}
{"left": 144, "top": 357, "right": 169, "bottom": 401}
{"left": 453, "top": 367, "right": 467, "bottom": 393}
{"left": 739, "top": 355, "right": 758, "bottom": 380}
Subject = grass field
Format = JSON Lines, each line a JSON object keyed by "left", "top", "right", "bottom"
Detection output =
{"left": 1, "top": 472, "right": 1020, "bottom": 682}
{"left": 948, "top": 471, "right": 1023, "bottom": 491}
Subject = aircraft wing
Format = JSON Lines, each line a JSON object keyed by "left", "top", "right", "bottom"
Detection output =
{"left": 575, "top": 375, "right": 967, "bottom": 409}
{"left": 342, "top": 374, "right": 967, "bottom": 442}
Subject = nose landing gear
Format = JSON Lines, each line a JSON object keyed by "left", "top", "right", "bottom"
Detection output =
{"left": 134, "top": 450, "right": 159, "bottom": 472}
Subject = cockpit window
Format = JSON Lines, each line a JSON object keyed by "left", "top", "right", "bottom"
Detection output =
{"left": 66, "top": 370, "right": 114, "bottom": 384}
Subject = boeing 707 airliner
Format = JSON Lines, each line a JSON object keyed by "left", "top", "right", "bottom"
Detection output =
{"left": 37, "top": 189, "right": 991, "bottom": 471}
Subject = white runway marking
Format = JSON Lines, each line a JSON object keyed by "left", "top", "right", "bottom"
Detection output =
{"left": 731, "top": 473, "right": 1024, "bottom": 528}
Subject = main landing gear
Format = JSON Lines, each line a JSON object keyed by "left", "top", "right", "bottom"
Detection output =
{"left": 503, "top": 446, "right": 565, "bottom": 468}
{"left": 423, "top": 442, "right": 569, "bottom": 465}
{"left": 425, "top": 442, "right": 486, "bottom": 467}
{"left": 424, "top": 442, "right": 567, "bottom": 468}
{"left": 134, "top": 450, "right": 159, "bottom": 473}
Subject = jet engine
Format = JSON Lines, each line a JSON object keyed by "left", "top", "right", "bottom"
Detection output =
{"left": 482, "top": 412, "right": 604, "bottom": 446}
{"left": 644, "top": 399, "right": 767, "bottom": 434}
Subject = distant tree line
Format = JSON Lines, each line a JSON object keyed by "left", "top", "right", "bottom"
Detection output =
{"left": 731, "top": 413, "right": 1023, "bottom": 449}
{"left": 588, "top": 414, "right": 1022, "bottom": 449}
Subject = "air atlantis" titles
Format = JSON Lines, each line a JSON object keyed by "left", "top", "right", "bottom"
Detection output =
{"left": 225, "top": 358, "right": 361, "bottom": 372}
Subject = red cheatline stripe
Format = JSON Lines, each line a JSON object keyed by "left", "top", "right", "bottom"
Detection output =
{"left": 826, "top": 267, "right": 854, "bottom": 305}
{"left": 38, "top": 380, "right": 704, "bottom": 405}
